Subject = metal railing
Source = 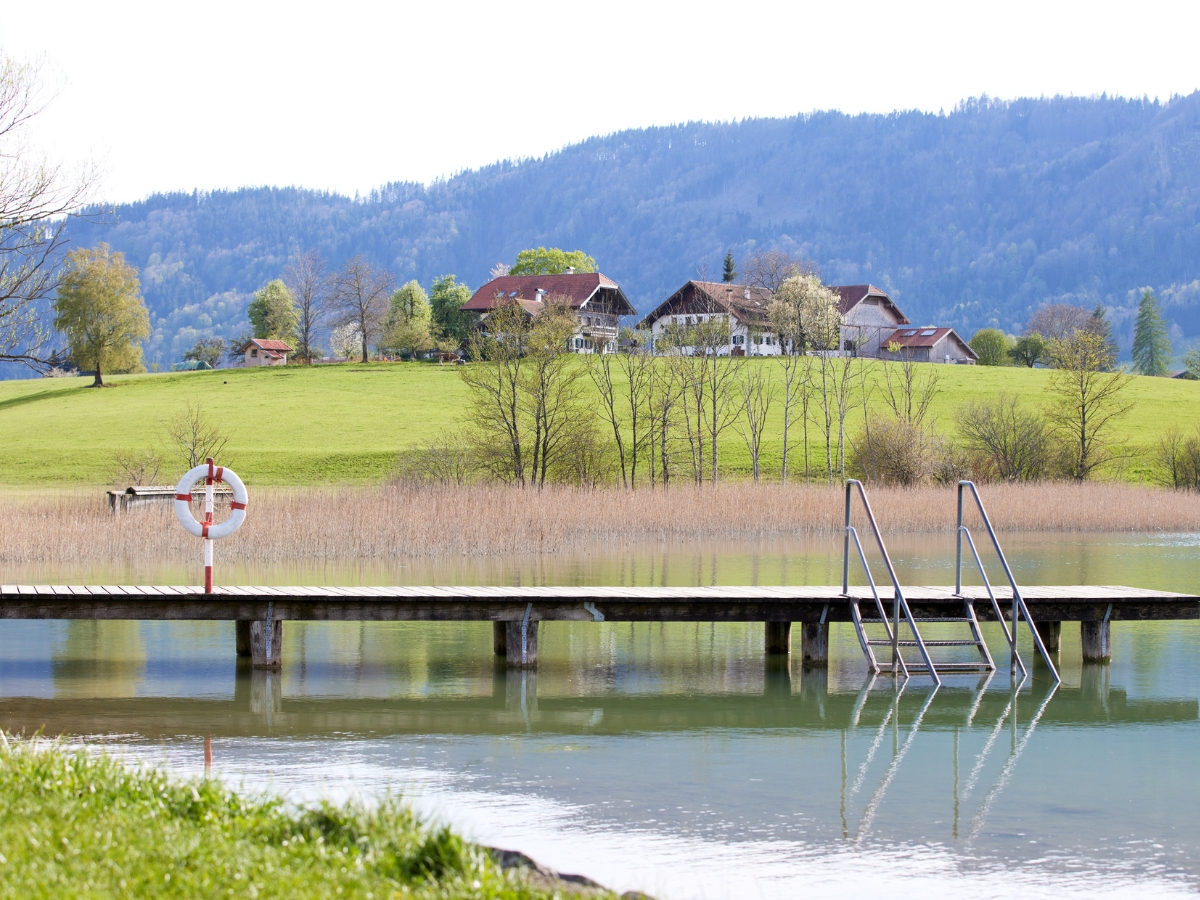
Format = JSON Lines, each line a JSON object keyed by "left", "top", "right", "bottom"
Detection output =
{"left": 843, "top": 479, "right": 941, "bottom": 686}
{"left": 955, "top": 481, "right": 1061, "bottom": 683}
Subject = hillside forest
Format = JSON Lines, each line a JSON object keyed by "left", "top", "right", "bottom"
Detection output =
{"left": 23, "top": 92, "right": 1199, "bottom": 376}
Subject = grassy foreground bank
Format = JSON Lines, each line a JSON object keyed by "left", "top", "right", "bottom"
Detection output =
{"left": 1, "top": 359, "right": 1198, "bottom": 485}
{"left": 0, "top": 736, "right": 611, "bottom": 899}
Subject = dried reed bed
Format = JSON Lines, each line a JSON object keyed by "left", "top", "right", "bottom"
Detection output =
{"left": 0, "top": 482, "right": 1195, "bottom": 567}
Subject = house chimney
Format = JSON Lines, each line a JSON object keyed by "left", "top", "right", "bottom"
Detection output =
{"left": 744, "top": 288, "right": 751, "bottom": 300}
{"left": 536, "top": 288, "right": 546, "bottom": 303}
{"left": 567, "top": 267, "right": 574, "bottom": 275}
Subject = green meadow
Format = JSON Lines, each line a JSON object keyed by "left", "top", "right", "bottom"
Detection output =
{"left": 0, "top": 360, "right": 1195, "bottom": 485}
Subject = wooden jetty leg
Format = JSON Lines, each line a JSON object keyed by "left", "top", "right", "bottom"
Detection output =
{"left": 505, "top": 614, "right": 539, "bottom": 669}
{"left": 249, "top": 619, "right": 283, "bottom": 669}
{"left": 1035, "top": 620, "right": 1061, "bottom": 654}
{"left": 764, "top": 622, "right": 792, "bottom": 655}
{"left": 493, "top": 621, "right": 507, "bottom": 656}
{"left": 1081, "top": 619, "right": 1111, "bottom": 662}
{"left": 801, "top": 622, "right": 830, "bottom": 668}
{"left": 235, "top": 621, "right": 251, "bottom": 657}
{"left": 249, "top": 669, "right": 282, "bottom": 720}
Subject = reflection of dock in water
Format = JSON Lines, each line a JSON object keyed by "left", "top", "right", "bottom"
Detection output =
{"left": 1, "top": 667, "right": 1193, "bottom": 739}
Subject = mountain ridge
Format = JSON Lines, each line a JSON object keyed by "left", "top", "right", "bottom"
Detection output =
{"left": 51, "top": 92, "right": 1200, "bottom": 370}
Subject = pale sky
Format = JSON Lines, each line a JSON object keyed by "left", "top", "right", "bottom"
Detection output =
{"left": 5, "top": 0, "right": 1199, "bottom": 204}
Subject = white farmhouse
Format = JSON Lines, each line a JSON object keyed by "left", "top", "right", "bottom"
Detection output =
{"left": 238, "top": 339, "right": 292, "bottom": 367}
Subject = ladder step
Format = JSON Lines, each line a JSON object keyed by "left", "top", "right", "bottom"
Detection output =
{"left": 902, "top": 662, "right": 995, "bottom": 672}
{"left": 867, "top": 640, "right": 981, "bottom": 647}
{"left": 861, "top": 617, "right": 970, "bottom": 624}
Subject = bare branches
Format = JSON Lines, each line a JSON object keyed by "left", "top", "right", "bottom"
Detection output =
{"left": 164, "top": 402, "right": 232, "bottom": 471}
{"left": 734, "top": 365, "right": 776, "bottom": 482}
{"left": 282, "top": 250, "right": 329, "bottom": 363}
{"left": 331, "top": 256, "right": 394, "bottom": 363}
{"left": 879, "top": 354, "right": 940, "bottom": 428}
{"left": 742, "top": 249, "right": 815, "bottom": 294}
{"left": 1045, "top": 332, "right": 1132, "bottom": 480}
{"left": 0, "top": 54, "right": 96, "bottom": 370}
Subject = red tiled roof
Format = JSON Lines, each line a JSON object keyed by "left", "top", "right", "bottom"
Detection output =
{"left": 239, "top": 339, "right": 293, "bottom": 352}
{"left": 638, "top": 280, "right": 774, "bottom": 327}
{"left": 883, "top": 326, "right": 978, "bottom": 358}
{"left": 463, "top": 273, "right": 634, "bottom": 315}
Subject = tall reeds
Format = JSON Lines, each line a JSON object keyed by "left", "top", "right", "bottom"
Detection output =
{"left": 0, "top": 482, "right": 1194, "bottom": 567}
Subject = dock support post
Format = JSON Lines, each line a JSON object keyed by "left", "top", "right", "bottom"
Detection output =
{"left": 235, "top": 621, "right": 251, "bottom": 657}
{"left": 493, "top": 621, "right": 507, "bottom": 656}
{"left": 1081, "top": 620, "right": 1111, "bottom": 662}
{"left": 250, "top": 619, "right": 282, "bottom": 669}
{"left": 765, "top": 622, "right": 792, "bottom": 655}
{"left": 801, "top": 622, "right": 829, "bottom": 668}
{"left": 505, "top": 607, "right": 538, "bottom": 668}
{"left": 1035, "top": 620, "right": 1061, "bottom": 654}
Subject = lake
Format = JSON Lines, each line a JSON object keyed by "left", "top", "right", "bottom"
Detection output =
{"left": 2, "top": 530, "right": 1199, "bottom": 899}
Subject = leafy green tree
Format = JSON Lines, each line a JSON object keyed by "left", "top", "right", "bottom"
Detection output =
{"left": 247, "top": 279, "right": 299, "bottom": 342}
{"left": 722, "top": 250, "right": 737, "bottom": 283}
{"left": 1132, "top": 288, "right": 1172, "bottom": 376}
{"left": 509, "top": 247, "right": 596, "bottom": 275}
{"left": 1047, "top": 331, "right": 1131, "bottom": 480}
{"left": 1182, "top": 345, "right": 1200, "bottom": 380}
{"left": 383, "top": 280, "right": 433, "bottom": 358}
{"left": 429, "top": 275, "right": 473, "bottom": 348}
{"left": 969, "top": 328, "right": 1011, "bottom": 366}
{"left": 53, "top": 244, "right": 150, "bottom": 387}
{"left": 183, "top": 338, "right": 226, "bottom": 368}
{"left": 1010, "top": 333, "right": 1047, "bottom": 367}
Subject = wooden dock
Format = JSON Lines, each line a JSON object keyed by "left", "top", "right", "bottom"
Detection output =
{"left": 1, "top": 583, "right": 1194, "bottom": 669}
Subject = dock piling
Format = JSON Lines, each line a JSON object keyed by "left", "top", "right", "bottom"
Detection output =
{"left": 764, "top": 622, "right": 792, "bottom": 655}
{"left": 1035, "top": 620, "right": 1062, "bottom": 653}
{"left": 249, "top": 618, "right": 282, "bottom": 669}
{"left": 801, "top": 622, "right": 830, "bottom": 668}
{"left": 235, "top": 620, "right": 251, "bottom": 657}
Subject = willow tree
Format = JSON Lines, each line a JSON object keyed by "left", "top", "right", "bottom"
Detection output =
{"left": 53, "top": 244, "right": 150, "bottom": 386}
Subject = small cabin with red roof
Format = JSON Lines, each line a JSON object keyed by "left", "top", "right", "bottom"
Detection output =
{"left": 238, "top": 338, "right": 292, "bottom": 367}
{"left": 462, "top": 273, "right": 636, "bottom": 353}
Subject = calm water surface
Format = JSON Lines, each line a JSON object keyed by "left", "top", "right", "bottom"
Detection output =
{"left": 2, "top": 531, "right": 1199, "bottom": 899}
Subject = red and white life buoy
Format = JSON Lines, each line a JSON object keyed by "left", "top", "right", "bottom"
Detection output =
{"left": 174, "top": 461, "right": 248, "bottom": 539}
{"left": 174, "top": 459, "right": 248, "bottom": 592}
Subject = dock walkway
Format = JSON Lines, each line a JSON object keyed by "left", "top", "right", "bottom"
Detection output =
{"left": 1, "top": 583, "right": 1193, "bottom": 670}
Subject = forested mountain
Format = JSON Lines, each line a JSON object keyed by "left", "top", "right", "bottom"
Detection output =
{"left": 55, "top": 92, "right": 1200, "bottom": 370}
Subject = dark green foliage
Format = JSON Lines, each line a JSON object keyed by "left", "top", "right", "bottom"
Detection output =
{"left": 429, "top": 275, "right": 473, "bottom": 348}
{"left": 183, "top": 338, "right": 226, "bottom": 368}
{"left": 722, "top": 251, "right": 736, "bottom": 283}
{"left": 969, "top": 328, "right": 1011, "bottom": 366}
{"left": 1132, "top": 288, "right": 1172, "bottom": 376}
{"left": 1010, "top": 333, "right": 1047, "bottom": 367}
{"left": 50, "top": 94, "right": 1200, "bottom": 376}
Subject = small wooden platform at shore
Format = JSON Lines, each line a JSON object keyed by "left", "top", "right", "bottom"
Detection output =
{"left": 1, "top": 583, "right": 1194, "bottom": 670}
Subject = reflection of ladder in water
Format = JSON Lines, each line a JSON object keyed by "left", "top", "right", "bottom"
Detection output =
{"left": 841, "top": 674, "right": 1059, "bottom": 843}
{"left": 955, "top": 481, "right": 1060, "bottom": 684}
{"left": 843, "top": 480, "right": 994, "bottom": 686}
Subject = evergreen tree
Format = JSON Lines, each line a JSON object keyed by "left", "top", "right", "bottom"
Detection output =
{"left": 1090, "top": 303, "right": 1119, "bottom": 364}
{"left": 722, "top": 251, "right": 737, "bottom": 283}
{"left": 1132, "top": 288, "right": 1172, "bottom": 376}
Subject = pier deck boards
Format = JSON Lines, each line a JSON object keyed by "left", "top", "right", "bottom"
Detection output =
{"left": 0, "top": 583, "right": 1192, "bottom": 622}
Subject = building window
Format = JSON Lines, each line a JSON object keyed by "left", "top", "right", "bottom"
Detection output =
{"left": 250, "top": 349, "right": 258, "bottom": 357}
{"left": 732, "top": 334, "right": 745, "bottom": 346}
{"left": 574, "top": 338, "right": 584, "bottom": 349}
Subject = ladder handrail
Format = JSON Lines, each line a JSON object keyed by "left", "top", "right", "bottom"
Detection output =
{"left": 844, "top": 479, "right": 941, "bottom": 686}
{"left": 955, "top": 481, "right": 1061, "bottom": 683}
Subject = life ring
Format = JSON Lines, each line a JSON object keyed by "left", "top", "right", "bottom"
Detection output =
{"left": 174, "top": 460, "right": 248, "bottom": 540}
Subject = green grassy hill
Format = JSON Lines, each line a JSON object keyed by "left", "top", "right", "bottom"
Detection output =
{"left": 0, "top": 360, "right": 1194, "bottom": 486}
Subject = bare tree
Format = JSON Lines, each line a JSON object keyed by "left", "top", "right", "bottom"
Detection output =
{"left": 522, "top": 301, "right": 585, "bottom": 487}
{"left": 283, "top": 249, "right": 329, "bottom": 363}
{"left": 1, "top": 54, "right": 96, "bottom": 370}
{"left": 1025, "top": 304, "right": 1094, "bottom": 341}
{"left": 878, "top": 352, "right": 940, "bottom": 428}
{"left": 111, "top": 449, "right": 163, "bottom": 486}
{"left": 587, "top": 347, "right": 652, "bottom": 488}
{"left": 1046, "top": 332, "right": 1132, "bottom": 480}
{"left": 331, "top": 256, "right": 394, "bottom": 363}
{"left": 164, "top": 402, "right": 231, "bottom": 471}
{"left": 645, "top": 359, "right": 683, "bottom": 488}
{"left": 462, "top": 301, "right": 529, "bottom": 485}
{"left": 742, "top": 249, "right": 815, "bottom": 294}
{"left": 956, "top": 394, "right": 1051, "bottom": 482}
{"left": 734, "top": 364, "right": 776, "bottom": 482}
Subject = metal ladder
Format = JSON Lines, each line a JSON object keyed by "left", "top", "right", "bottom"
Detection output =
{"left": 843, "top": 480, "right": 995, "bottom": 686}
{"left": 955, "top": 481, "right": 1061, "bottom": 684}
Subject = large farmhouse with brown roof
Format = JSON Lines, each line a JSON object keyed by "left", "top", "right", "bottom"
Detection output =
{"left": 638, "top": 281, "right": 782, "bottom": 356}
{"left": 462, "top": 273, "right": 636, "bottom": 353}
{"left": 639, "top": 279, "right": 973, "bottom": 362}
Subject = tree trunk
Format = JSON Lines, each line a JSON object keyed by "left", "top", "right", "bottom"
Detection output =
{"left": 92, "top": 359, "right": 104, "bottom": 387}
